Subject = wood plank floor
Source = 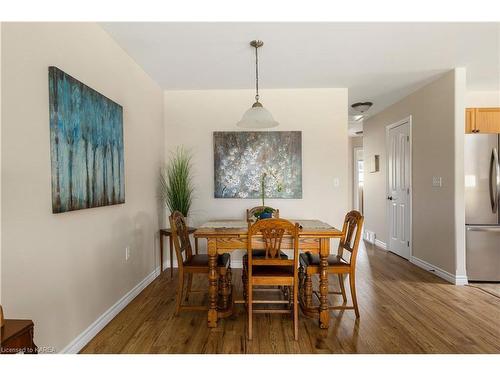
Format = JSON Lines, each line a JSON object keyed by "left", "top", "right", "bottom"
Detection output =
{"left": 81, "top": 242, "right": 500, "bottom": 354}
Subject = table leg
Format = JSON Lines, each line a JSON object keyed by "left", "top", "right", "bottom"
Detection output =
{"left": 195, "top": 237, "right": 199, "bottom": 255}
{"left": 207, "top": 238, "right": 218, "bottom": 328}
{"left": 169, "top": 235, "right": 174, "bottom": 280}
{"left": 319, "top": 238, "right": 330, "bottom": 329}
{"left": 159, "top": 232, "right": 164, "bottom": 273}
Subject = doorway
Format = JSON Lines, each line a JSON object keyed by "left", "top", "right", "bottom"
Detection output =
{"left": 386, "top": 116, "right": 412, "bottom": 260}
{"left": 353, "top": 146, "right": 364, "bottom": 214}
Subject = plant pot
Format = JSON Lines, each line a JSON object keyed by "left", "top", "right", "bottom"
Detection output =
{"left": 259, "top": 212, "right": 272, "bottom": 219}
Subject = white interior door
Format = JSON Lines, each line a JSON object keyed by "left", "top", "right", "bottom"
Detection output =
{"left": 387, "top": 120, "right": 411, "bottom": 259}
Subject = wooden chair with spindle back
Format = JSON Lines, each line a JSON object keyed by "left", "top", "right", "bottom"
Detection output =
{"left": 299, "top": 210, "right": 364, "bottom": 318}
{"left": 243, "top": 206, "right": 285, "bottom": 302}
{"left": 169, "top": 211, "right": 232, "bottom": 315}
{"left": 246, "top": 218, "right": 300, "bottom": 340}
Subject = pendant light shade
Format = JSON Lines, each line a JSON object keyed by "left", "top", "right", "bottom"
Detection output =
{"left": 237, "top": 40, "right": 279, "bottom": 129}
{"left": 237, "top": 102, "right": 279, "bottom": 129}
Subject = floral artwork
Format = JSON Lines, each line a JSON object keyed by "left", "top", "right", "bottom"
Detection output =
{"left": 213, "top": 131, "right": 302, "bottom": 199}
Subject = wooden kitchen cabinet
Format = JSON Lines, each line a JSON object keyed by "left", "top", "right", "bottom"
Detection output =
{"left": 466, "top": 107, "right": 500, "bottom": 134}
{"left": 465, "top": 108, "right": 475, "bottom": 133}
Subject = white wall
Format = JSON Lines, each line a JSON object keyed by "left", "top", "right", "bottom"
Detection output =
{"left": 466, "top": 90, "right": 500, "bottom": 107}
{"left": 1, "top": 23, "right": 164, "bottom": 351}
{"left": 363, "top": 69, "right": 465, "bottom": 280}
{"left": 164, "top": 88, "right": 348, "bottom": 263}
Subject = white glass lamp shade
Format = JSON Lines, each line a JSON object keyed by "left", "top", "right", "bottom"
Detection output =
{"left": 237, "top": 102, "right": 279, "bottom": 129}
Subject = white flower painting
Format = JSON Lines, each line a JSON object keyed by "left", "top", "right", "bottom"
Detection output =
{"left": 214, "top": 131, "right": 302, "bottom": 199}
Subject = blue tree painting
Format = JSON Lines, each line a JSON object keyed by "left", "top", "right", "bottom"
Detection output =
{"left": 48, "top": 67, "right": 124, "bottom": 213}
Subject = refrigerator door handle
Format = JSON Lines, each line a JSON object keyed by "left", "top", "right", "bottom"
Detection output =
{"left": 467, "top": 226, "right": 500, "bottom": 232}
{"left": 490, "top": 148, "right": 499, "bottom": 214}
{"left": 497, "top": 147, "right": 500, "bottom": 214}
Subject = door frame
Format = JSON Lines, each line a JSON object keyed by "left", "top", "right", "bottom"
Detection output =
{"left": 385, "top": 115, "right": 413, "bottom": 259}
{"left": 353, "top": 146, "right": 363, "bottom": 212}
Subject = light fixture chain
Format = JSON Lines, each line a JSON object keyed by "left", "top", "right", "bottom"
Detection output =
{"left": 255, "top": 44, "right": 259, "bottom": 102}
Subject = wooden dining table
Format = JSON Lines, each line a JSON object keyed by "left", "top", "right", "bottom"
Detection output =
{"left": 194, "top": 219, "right": 344, "bottom": 329}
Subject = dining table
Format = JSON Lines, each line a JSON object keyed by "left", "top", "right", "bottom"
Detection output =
{"left": 194, "top": 219, "right": 344, "bottom": 329}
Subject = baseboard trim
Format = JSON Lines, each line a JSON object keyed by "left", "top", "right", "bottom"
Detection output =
{"left": 60, "top": 266, "right": 160, "bottom": 354}
{"left": 454, "top": 274, "right": 469, "bottom": 286}
{"left": 374, "top": 239, "right": 387, "bottom": 250}
{"left": 410, "top": 256, "right": 467, "bottom": 285}
{"left": 162, "top": 259, "right": 178, "bottom": 269}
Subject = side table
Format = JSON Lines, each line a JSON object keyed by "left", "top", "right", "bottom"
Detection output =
{"left": 1, "top": 319, "right": 37, "bottom": 354}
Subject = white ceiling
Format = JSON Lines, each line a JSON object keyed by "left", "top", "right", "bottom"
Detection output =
{"left": 101, "top": 22, "right": 500, "bottom": 118}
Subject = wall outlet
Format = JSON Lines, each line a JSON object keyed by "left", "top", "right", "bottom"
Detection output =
{"left": 125, "top": 246, "right": 130, "bottom": 261}
{"left": 432, "top": 176, "right": 442, "bottom": 187}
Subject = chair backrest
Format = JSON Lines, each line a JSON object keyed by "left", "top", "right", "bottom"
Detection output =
{"left": 247, "top": 218, "right": 299, "bottom": 268}
{"left": 169, "top": 211, "right": 193, "bottom": 269}
{"left": 246, "top": 206, "right": 280, "bottom": 222}
{"left": 337, "top": 210, "right": 364, "bottom": 266}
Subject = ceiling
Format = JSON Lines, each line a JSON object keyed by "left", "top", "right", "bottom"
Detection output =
{"left": 101, "top": 22, "right": 500, "bottom": 121}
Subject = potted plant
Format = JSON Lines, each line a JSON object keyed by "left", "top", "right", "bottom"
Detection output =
{"left": 254, "top": 172, "right": 283, "bottom": 220}
{"left": 160, "top": 147, "right": 194, "bottom": 220}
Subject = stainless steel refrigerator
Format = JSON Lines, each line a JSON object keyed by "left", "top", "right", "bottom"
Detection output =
{"left": 465, "top": 134, "right": 500, "bottom": 281}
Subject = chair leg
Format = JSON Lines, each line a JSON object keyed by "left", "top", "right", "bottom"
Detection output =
{"left": 305, "top": 272, "right": 313, "bottom": 309}
{"left": 298, "top": 265, "right": 305, "bottom": 300}
{"left": 242, "top": 261, "right": 248, "bottom": 305}
{"left": 227, "top": 267, "right": 233, "bottom": 304}
{"left": 293, "top": 282, "right": 298, "bottom": 341}
{"left": 248, "top": 280, "right": 253, "bottom": 340}
{"left": 185, "top": 273, "right": 193, "bottom": 302}
{"left": 349, "top": 271, "right": 360, "bottom": 318}
{"left": 175, "top": 269, "right": 184, "bottom": 316}
{"left": 338, "top": 274, "right": 347, "bottom": 303}
{"left": 287, "top": 286, "right": 292, "bottom": 309}
{"left": 219, "top": 270, "right": 229, "bottom": 310}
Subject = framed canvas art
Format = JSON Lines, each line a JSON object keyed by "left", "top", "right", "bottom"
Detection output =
{"left": 214, "top": 131, "right": 302, "bottom": 199}
{"left": 48, "top": 66, "right": 124, "bottom": 213}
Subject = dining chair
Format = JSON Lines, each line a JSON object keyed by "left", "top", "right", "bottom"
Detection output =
{"left": 299, "top": 210, "right": 364, "bottom": 318}
{"left": 169, "top": 211, "right": 232, "bottom": 315}
{"left": 246, "top": 218, "right": 300, "bottom": 340}
{"left": 243, "top": 206, "right": 287, "bottom": 304}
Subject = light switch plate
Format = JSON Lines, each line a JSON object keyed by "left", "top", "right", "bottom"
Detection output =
{"left": 432, "top": 176, "right": 442, "bottom": 187}
{"left": 333, "top": 177, "right": 340, "bottom": 188}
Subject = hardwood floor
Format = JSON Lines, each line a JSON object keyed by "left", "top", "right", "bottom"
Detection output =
{"left": 81, "top": 242, "right": 500, "bottom": 354}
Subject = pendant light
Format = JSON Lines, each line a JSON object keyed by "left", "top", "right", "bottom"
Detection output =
{"left": 237, "top": 40, "right": 279, "bottom": 129}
